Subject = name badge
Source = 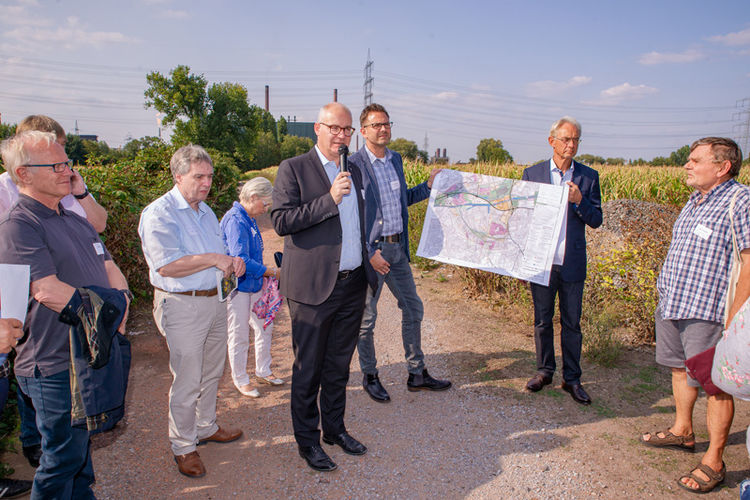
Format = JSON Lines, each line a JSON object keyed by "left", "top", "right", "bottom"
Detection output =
{"left": 93, "top": 242, "right": 104, "bottom": 255}
{"left": 390, "top": 180, "right": 400, "bottom": 191}
{"left": 693, "top": 223, "right": 712, "bottom": 240}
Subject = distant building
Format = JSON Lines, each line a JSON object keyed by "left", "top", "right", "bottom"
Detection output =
{"left": 79, "top": 134, "right": 98, "bottom": 142}
{"left": 286, "top": 122, "right": 315, "bottom": 143}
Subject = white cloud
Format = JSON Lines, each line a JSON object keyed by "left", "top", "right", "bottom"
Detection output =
{"left": 584, "top": 82, "right": 658, "bottom": 105}
{"left": 2, "top": 12, "right": 137, "bottom": 51}
{"left": 432, "top": 91, "right": 459, "bottom": 101}
{"left": 638, "top": 49, "right": 705, "bottom": 65}
{"left": 709, "top": 27, "right": 750, "bottom": 46}
{"left": 161, "top": 9, "right": 189, "bottom": 19}
{"left": 525, "top": 76, "right": 591, "bottom": 97}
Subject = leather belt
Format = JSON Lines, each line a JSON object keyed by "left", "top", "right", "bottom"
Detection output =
{"left": 382, "top": 233, "right": 401, "bottom": 243}
{"left": 337, "top": 266, "right": 362, "bottom": 281}
{"left": 154, "top": 286, "right": 218, "bottom": 297}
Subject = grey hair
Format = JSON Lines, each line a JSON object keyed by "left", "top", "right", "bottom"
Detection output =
{"left": 0, "top": 131, "right": 58, "bottom": 184}
{"left": 691, "top": 137, "right": 744, "bottom": 178}
{"left": 170, "top": 144, "right": 213, "bottom": 179}
{"left": 239, "top": 177, "right": 273, "bottom": 203}
{"left": 316, "top": 102, "right": 352, "bottom": 123}
{"left": 549, "top": 116, "right": 582, "bottom": 138}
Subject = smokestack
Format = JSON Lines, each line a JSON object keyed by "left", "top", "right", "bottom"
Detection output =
{"left": 436, "top": 148, "right": 440, "bottom": 159}
{"left": 333, "top": 89, "right": 338, "bottom": 102}
{"left": 442, "top": 148, "right": 447, "bottom": 158}
{"left": 264, "top": 85, "right": 269, "bottom": 111}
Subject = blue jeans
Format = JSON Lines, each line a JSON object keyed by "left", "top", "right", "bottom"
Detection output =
{"left": 17, "top": 384, "right": 42, "bottom": 447}
{"left": 16, "top": 369, "right": 95, "bottom": 500}
{"left": 357, "top": 241, "right": 425, "bottom": 375}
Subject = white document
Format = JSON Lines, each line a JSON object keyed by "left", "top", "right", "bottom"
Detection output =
{"left": 0, "top": 264, "right": 31, "bottom": 324}
{"left": 416, "top": 170, "right": 568, "bottom": 286}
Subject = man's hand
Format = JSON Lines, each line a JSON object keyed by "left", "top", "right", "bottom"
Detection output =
{"left": 566, "top": 181, "right": 583, "bottom": 204}
{"left": 231, "top": 256, "right": 246, "bottom": 277}
{"left": 330, "top": 171, "right": 352, "bottom": 204}
{"left": 70, "top": 169, "right": 87, "bottom": 197}
{"left": 370, "top": 250, "right": 391, "bottom": 275}
{"left": 118, "top": 294, "right": 130, "bottom": 334}
{"left": 0, "top": 318, "right": 23, "bottom": 353}
{"left": 427, "top": 168, "right": 442, "bottom": 189}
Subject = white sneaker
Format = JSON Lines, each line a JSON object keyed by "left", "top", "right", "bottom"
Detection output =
{"left": 257, "top": 374, "right": 284, "bottom": 386}
{"left": 237, "top": 384, "right": 261, "bottom": 398}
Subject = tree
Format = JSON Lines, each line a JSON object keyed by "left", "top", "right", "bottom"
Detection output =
{"left": 668, "top": 145, "right": 690, "bottom": 166}
{"left": 605, "top": 157, "right": 626, "bottom": 165}
{"left": 277, "top": 116, "right": 288, "bottom": 141}
{"left": 123, "top": 136, "right": 165, "bottom": 158}
{"left": 250, "top": 131, "right": 281, "bottom": 170}
{"left": 144, "top": 65, "right": 259, "bottom": 169}
{"left": 65, "top": 134, "right": 86, "bottom": 165}
{"left": 388, "top": 138, "right": 428, "bottom": 162}
{"left": 280, "top": 135, "right": 313, "bottom": 161}
{"left": 0, "top": 123, "right": 16, "bottom": 140}
{"left": 476, "top": 138, "right": 513, "bottom": 164}
{"left": 575, "top": 154, "right": 605, "bottom": 165}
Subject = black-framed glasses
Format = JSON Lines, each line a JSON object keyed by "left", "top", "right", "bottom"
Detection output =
{"left": 553, "top": 137, "right": 581, "bottom": 145}
{"left": 362, "top": 121, "right": 393, "bottom": 130}
{"left": 24, "top": 160, "right": 73, "bottom": 173}
{"left": 319, "top": 123, "right": 355, "bottom": 136}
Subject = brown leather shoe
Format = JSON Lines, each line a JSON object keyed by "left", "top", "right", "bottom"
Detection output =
{"left": 198, "top": 426, "right": 243, "bottom": 445}
{"left": 174, "top": 451, "right": 206, "bottom": 478}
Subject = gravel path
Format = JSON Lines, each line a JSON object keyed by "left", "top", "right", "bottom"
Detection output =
{"left": 6, "top": 209, "right": 749, "bottom": 499}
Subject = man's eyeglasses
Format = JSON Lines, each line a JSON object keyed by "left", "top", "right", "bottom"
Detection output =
{"left": 319, "top": 123, "right": 355, "bottom": 137}
{"left": 362, "top": 121, "right": 393, "bottom": 130}
{"left": 553, "top": 137, "right": 581, "bottom": 145}
{"left": 24, "top": 160, "right": 73, "bottom": 173}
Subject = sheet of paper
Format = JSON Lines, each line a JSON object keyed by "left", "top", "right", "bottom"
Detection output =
{"left": 0, "top": 264, "right": 31, "bottom": 324}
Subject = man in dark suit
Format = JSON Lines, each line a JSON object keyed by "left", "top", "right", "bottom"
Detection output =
{"left": 349, "top": 103, "right": 451, "bottom": 403}
{"left": 271, "top": 102, "right": 377, "bottom": 472}
{"left": 521, "top": 116, "right": 602, "bottom": 405}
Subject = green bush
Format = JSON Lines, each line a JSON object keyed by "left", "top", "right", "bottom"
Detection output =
{"left": 82, "top": 144, "right": 240, "bottom": 300}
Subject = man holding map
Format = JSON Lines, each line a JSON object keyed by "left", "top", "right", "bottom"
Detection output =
{"left": 522, "top": 117, "right": 602, "bottom": 405}
{"left": 350, "top": 103, "right": 451, "bottom": 403}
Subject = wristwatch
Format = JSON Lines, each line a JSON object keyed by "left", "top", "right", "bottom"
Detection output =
{"left": 74, "top": 189, "right": 89, "bottom": 200}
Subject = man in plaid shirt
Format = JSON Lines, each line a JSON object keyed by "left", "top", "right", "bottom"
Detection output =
{"left": 642, "top": 137, "right": 750, "bottom": 493}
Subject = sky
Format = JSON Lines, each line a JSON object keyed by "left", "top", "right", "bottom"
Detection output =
{"left": 1, "top": 0, "right": 749, "bottom": 165}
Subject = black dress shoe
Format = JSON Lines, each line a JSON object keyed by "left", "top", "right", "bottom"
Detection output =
{"left": 407, "top": 369, "right": 452, "bottom": 392}
{"left": 525, "top": 373, "right": 553, "bottom": 392}
{"left": 322, "top": 432, "right": 367, "bottom": 456}
{"left": 0, "top": 477, "right": 33, "bottom": 498}
{"left": 22, "top": 444, "right": 42, "bottom": 468}
{"left": 363, "top": 373, "right": 390, "bottom": 402}
{"left": 562, "top": 382, "right": 592, "bottom": 405}
{"left": 298, "top": 444, "right": 337, "bottom": 471}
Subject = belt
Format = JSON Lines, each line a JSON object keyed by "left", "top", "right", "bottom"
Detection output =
{"left": 154, "top": 286, "right": 218, "bottom": 297}
{"left": 337, "top": 266, "right": 363, "bottom": 281}
{"left": 382, "top": 233, "right": 401, "bottom": 243}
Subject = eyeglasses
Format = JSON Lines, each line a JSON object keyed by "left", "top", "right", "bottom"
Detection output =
{"left": 24, "top": 160, "right": 73, "bottom": 173}
{"left": 319, "top": 123, "right": 355, "bottom": 136}
{"left": 362, "top": 121, "right": 393, "bottom": 130}
{"left": 553, "top": 137, "right": 581, "bottom": 145}
{"left": 261, "top": 200, "right": 271, "bottom": 208}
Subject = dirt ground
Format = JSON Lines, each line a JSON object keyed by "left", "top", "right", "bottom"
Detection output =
{"left": 5, "top": 212, "right": 750, "bottom": 499}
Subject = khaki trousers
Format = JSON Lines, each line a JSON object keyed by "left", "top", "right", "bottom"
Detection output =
{"left": 153, "top": 288, "right": 227, "bottom": 455}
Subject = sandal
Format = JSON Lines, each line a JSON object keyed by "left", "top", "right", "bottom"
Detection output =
{"left": 640, "top": 429, "right": 695, "bottom": 452}
{"left": 677, "top": 462, "right": 725, "bottom": 493}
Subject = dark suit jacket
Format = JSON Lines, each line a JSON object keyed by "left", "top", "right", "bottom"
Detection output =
{"left": 349, "top": 147, "right": 430, "bottom": 261}
{"left": 271, "top": 148, "right": 377, "bottom": 305}
{"left": 522, "top": 160, "right": 602, "bottom": 282}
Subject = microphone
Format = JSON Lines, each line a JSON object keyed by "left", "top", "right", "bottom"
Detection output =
{"left": 338, "top": 145, "right": 349, "bottom": 173}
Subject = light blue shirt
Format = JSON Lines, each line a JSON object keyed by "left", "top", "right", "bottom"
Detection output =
{"left": 365, "top": 146, "right": 403, "bottom": 237}
{"left": 549, "top": 159, "right": 574, "bottom": 264}
{"left": 138, "top": 185, "right": 227, "bottom": 292}
{"left": 315, "top": 145, "right": 362, "bottom": 271}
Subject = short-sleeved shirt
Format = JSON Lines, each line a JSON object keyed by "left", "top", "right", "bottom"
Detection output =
{"left": 0, "top": 171, "right": 88, "bottom": 219}
{"left": 0, "top": 194, "right": 112, "bottom": 377}
{"left": 365, "top": 147, "right": 403, "bottom": 237}
{"left": 138, "top": 185, "right": 226, "bottom": 292}
{"left": 657, "top": 179, "right": 750, "bottom": 323}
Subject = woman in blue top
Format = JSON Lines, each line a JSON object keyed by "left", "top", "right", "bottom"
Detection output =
{"left": 221, "top": 177, "right": 282, "bottom": 397}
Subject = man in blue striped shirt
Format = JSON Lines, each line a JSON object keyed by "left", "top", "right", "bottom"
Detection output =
{"left": 642, "top": 137, "right": 750, "bottom": 493}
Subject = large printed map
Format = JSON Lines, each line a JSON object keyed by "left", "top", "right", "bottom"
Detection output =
{"left": 416, "top": 169, "right": 568, "bottom": 286}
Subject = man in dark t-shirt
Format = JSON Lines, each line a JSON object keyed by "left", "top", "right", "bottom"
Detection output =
{"left": 0, "top": 131, "right": 130, "bottom": 498}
